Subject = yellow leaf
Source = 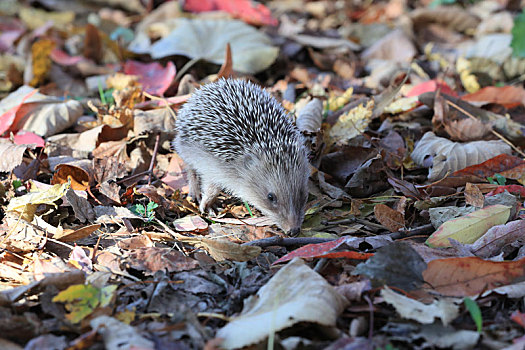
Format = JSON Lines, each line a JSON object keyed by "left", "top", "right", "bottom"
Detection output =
{"left": 426, "top": 205, "right": 510, "bottom": 248}
{"left": 6, "top": 181, "right": 70, "bottom": 222}
{"left": 52, "top": 284, "right": 117, "bottom": 324}
{"left": 329, "top": 100, "right": 373, "bottom": 145}
{"left": 384, "top": 96, "right": 419, "bottom": 114}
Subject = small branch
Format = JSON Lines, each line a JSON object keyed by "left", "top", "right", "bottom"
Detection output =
{"left": 243, "top": 236, "right": 335, "bottom": 248}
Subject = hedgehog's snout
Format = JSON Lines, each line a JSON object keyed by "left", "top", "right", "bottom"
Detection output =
{"left": 289, "top": 227, "right": 301, "bottom": 237}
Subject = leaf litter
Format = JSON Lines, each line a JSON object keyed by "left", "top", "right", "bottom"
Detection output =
{"left": 1, "top": 1, "right": 525, "bottom": 349}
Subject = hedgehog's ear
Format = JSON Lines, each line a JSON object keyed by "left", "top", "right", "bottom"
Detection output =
{"left": 242, "top": 153, "right": 256, "bottom": 169}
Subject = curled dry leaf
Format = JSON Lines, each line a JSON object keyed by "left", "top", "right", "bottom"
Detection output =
{"left": 51, "top": 161, "right": 93, "bottom": 191}
{"left": 296, "top": 98, "right": 323, "bottom": 133}
{"left": 217, "top": 258, "right": 348, "bottom": 349}
{"left": 411, "top": 132, "right": 512, "bottom": 181}
{"left": 469, "top": 220, "right": 525, "bottom": 259}
{"left": 0, "top": 139, "right": 31, "bottom": 172}
{"left": 443, "top": 117, "right": 492, "bottom": 142}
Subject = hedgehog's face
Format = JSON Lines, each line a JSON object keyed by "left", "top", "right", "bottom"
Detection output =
{"left": 238, "top": 153, "right": 310, "bottom": 236}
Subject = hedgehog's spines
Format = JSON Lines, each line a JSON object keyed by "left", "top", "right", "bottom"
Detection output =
{"left": 174, "top": 78, "right": 310, "bottom": 234}
{"left": 176, "top": 78, "right": 306, "bottom": 166}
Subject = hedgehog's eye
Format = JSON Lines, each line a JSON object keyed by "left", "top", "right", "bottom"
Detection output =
{"left": 267, "top": 193, "right": 277, "bottom": 203}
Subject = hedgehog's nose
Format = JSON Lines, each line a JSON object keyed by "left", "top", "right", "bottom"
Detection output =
{"left": 289, "top": 227, "right": 301, "bottom": 236}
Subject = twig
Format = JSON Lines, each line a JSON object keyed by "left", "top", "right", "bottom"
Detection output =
{"left": 147, "top": 133, "right": 160, "bottom": 185}
{"left": 389, "top": 223, "right": 435, "bottom": 240}
{"left": 243, "top": 236, "right": 335, "bottom": 248}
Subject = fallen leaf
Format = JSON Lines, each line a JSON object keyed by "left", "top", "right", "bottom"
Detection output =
{"left": 273, "top": 236, "right": 385, "bottom": 264}
{"left": 217, "top": 258, "right": 348, "bottom": 349}
{"left": 405, "top": 80, "right": 458, "bottom": 98}
{"left": 184, "top": 0, "right": 278, "bottom": 26}
{"left": 374, "top": 203, "right": 405, "bottom": 232}
{"left": 52, "top": 284, "right": 117, "bottom": 323}
{"left": 426, "top": 205, "right": 511, "bottom": 248}
{"left": 130, "top": 18, "right": 279, "bottom": 74}
{"left": 6, "top": 181, "right": 70, "bottom": 222}
{"left": 353, "top": 242, "right": 426, "bottom": 291}
{"left": 381, "top": 287, "right": 459, "bottom": 326}
{"left": 462, "top": 86, "right": 525, "bottom": 108}
{"left": 123, "top": 60, "right": 175, "bottom": 96}
{"left": 411, "top": 132, "right": 512, "bottom": 181}
{"left": 422, "top": 256, "right": 525, "bottom": 297}
{"left": 469, "top": 220, "right": 525, "bottom": 258}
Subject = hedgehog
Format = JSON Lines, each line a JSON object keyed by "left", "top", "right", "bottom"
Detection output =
{"left": 174, "top": 79, "right": 310, "bottom": 235}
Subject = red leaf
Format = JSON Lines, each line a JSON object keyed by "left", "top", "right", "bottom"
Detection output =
{"left": 273, "top": 237, "right": 374, "bottom": 265}
{"left": 184, "top": 0, "right": 278, "bottom": 26}
{"left": 0, "top": 89, "right": 38, "bottom": 136}
{"left": 12, "top": 130, "right": 45, "bottom": 148}
{"left": 123, "top": 60, "right": 176, "bottom": 96}
{"left": 452, "top": 154, "right": 525, "bottom": 178}
{"left": 487, "top": 185, "right": 525, "bottom": 197}
{"left": 405, "top": 79, "right": 458, "bottom": 98}
{"left": 50, "top": 48, "right": 84, "bottom": 66}
{"left": 462, "top": 86, "right": 525, "bottom": 108}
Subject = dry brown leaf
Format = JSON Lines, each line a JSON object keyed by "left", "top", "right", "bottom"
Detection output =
{"left": 189, "top": 237, "right": 261, "bottom": 262}
{"left": 51, "top": 162, "right": 92, "bottom": 190}
{"left": 374, "top": 204, "right": 405, "bottom": 232}
{"left": 422, "top": 256, "right": 525, "bottom": 297}
{"left": 465, "top": 183, "right": 484, "bottom": 208}
{"left": 54, "top": 224, "right": 101, "bottom": 243}
{"left": 127, "top": 247, "right": 199, "bottom": 274}
{"left": 443, "top": 118, "right": 492, "bottom": 142}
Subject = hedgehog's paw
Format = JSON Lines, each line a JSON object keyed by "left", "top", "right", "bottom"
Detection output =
{"left": 199, "top": 182, "right": 221, "bottom": 217}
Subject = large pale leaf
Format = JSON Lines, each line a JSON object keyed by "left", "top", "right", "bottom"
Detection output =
{"left": 216, "top": 258, "right": 348, "bottom": 349}
{"left": 130, "top": 19, "right": 279, "bottom": 74}
{"left": 426, "top": 205, "right": 511, "bottom": 248}
{"left": 411, "top": 132, "right": 512, "bottom": 181}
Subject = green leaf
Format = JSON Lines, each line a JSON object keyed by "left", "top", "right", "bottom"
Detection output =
{"left": 494, "top": 173, "right": 506, "bottom": 186}
{"left": 146, "top": 201, "right": 158, "bottom": 212}
{"left": 131, "top": 203, "right": 146, "bottom": 216}
{"left": 464, "top": 297, "right": 482, "bottom": 332}
{"left": 511, "top": 10, "right": 525, "bottom": 57}
{"left": 12, "top": 179, "right": 22, "bottom": 190}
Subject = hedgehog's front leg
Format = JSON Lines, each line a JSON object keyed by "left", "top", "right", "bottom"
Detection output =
{"left": 199, "top": 181, "right": 221, "bottom": 216}
{"left": 187, "top": 167, "right": 201, "bottom": 202}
